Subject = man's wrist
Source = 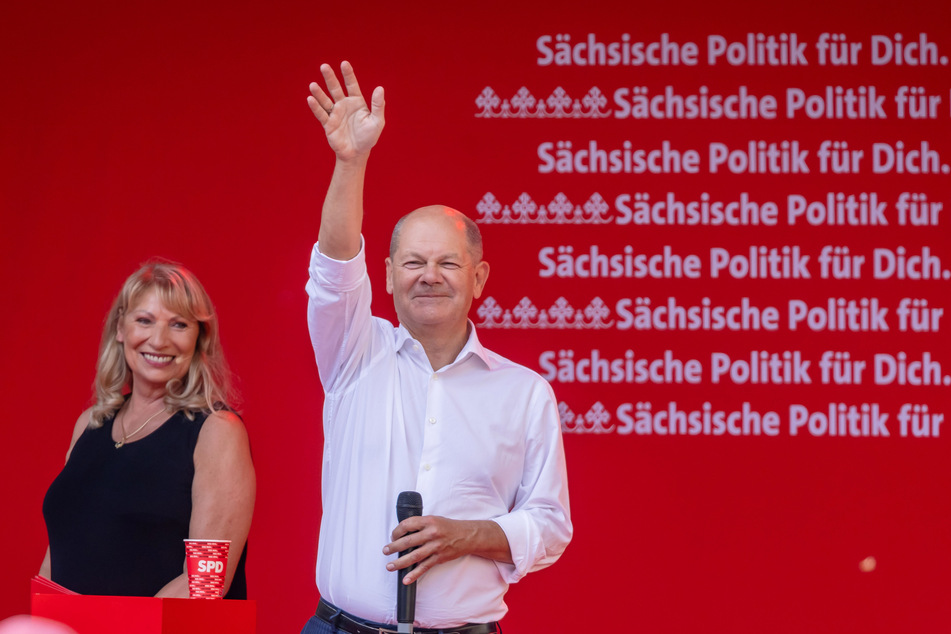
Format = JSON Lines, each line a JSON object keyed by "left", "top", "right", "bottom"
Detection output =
{"left": 333, "top": 151, "right": 371, "bottom": 168}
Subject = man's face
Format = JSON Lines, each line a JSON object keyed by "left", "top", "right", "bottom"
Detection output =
{"left": 385, "top": 209, "right": 489, "bottom": 341}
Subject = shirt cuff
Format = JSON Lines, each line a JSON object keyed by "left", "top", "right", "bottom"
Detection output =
{"left": 308, "top": 237, "right": 367, "bottom": 292}
{"left": 490, "top": 514, "right": 533, "bottom": 583}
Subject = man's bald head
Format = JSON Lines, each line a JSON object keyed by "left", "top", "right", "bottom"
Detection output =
{"left": 389, "top": 205, "right": 484, "bottom": 262}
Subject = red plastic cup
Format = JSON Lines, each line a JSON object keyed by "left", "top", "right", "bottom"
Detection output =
{"left": 184, "top": 539, "right": 231, "bottom": 599}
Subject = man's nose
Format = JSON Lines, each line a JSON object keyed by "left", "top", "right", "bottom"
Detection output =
{"left": 420, "top": 262, "right": 443, "bottom": 284}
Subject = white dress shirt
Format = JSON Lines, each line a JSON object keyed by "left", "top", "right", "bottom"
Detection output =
{"left": 306, "top": 241, "right": 572, "bottom": 627}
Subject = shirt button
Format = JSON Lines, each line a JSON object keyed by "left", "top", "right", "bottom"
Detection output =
{"left": 428, "top": 417, "right": 436, "bottom": 425}
{"left": 432, "top": 374, "right": 438, "bottom": 381}
{"left": 413, "top": 344, "right": 419, "bottom": 351}
{"left": 423, "top": 463, "right": 432, "bottom": 471}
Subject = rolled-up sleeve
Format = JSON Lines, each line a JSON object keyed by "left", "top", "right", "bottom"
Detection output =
{"left": 306, "top": 238, "right": 374, "bottom": 393}
{"left": 492, "top": 382, "right": 572, "bottom": 582}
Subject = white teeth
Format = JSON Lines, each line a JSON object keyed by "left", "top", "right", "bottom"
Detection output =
{"left": 143, "top": 353, "right": 174, "bottom": 362}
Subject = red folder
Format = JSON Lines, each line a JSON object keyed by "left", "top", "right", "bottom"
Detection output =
{"left": 31, "top": 576, "right": 77, "bottom": 595}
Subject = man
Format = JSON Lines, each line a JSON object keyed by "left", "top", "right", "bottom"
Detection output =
{"left": 301, "top": 61, "right": 571, "bottom": 634}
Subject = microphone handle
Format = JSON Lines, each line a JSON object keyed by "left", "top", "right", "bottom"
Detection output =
{"left": 397, "top": 544, "right": 418, "bottom": 626}
{"left": 396, "top": 491, "right": 423, "bottom": 632}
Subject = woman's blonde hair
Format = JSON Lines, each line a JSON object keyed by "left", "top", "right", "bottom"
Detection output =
{"left": 89, "top": 260, "right": 235, "bottom": 427}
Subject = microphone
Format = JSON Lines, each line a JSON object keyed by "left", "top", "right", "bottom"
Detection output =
{"left": 396, "top": 491, "right": 423, "bottom": 634}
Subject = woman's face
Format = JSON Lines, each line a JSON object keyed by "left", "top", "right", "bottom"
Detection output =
{"left": 116, "top": 288, "right": 200, "bottom": 392}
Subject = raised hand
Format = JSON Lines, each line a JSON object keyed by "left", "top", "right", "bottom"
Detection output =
{"left": 308, "top": 61, "right": 385, "bottom": 161}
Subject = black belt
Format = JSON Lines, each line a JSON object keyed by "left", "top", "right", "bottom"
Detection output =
{"left": 316, "top": 598, "right": 499, "bottom": 634}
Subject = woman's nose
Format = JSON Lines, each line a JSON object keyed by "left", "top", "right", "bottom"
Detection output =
{"left": 149, "top": 325, "right": 169, "bottom": 347}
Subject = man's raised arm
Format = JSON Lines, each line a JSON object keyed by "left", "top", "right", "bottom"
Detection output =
{"left": 307, "top": 61, "right": 385, "bottom": 260}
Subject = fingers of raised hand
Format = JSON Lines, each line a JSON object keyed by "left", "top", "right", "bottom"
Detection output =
{"left": 369, "top": 85, "right": 386, "bottom": 123}
{"left": 309, "top": 62, "right": 377, "bottom": 127}
{"left": 306, "top": 63, "right": 344, "bottom": 123}
{"left": 339, "top": 60, "right": 364, "bottom": 99}
{"left": 320, "top": 62, "right": 347, "bottom": 101}
{"left": 307, "top": 83, "right": 334, "bottom": 122}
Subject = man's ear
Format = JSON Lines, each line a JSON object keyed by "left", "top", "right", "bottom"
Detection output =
{"left": 472, "top": 261, "right": 490, "bottom": 299}
{"left": 385, "top": 257, "right": 394, "bottom": 295}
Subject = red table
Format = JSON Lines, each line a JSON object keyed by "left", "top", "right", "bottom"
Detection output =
{"left": 31, "top": 592, "right": 257, "bottom": 634}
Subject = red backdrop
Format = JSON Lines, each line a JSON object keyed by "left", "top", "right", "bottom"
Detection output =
{"left": 2, "top": 1, "right": 949, "bottom": 632}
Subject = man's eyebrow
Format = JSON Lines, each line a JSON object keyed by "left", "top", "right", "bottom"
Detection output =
{"left": 400, "top": 250, "right": 467, "bottom": 261}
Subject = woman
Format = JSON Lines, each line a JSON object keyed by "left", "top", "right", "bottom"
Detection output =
{"left": 40, "top": 261, "right": 255, "bottom": 599}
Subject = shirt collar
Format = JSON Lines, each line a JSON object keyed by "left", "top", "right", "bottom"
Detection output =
{"left": 395, "top": 320, "right": 495, "bottom": 370}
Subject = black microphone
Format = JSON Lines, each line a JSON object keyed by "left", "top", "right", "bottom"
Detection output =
{"left": 396, "top": 491, "right": 423, "bottom": 634}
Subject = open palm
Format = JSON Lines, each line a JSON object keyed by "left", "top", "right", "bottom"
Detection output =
{"left": 308, "top": 61, "right": 385, "bottom": 160}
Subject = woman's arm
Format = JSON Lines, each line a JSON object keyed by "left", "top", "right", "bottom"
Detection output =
{"left": 156, "top": 410, "right": 256, "bottom": 598}
{"left": 39, "top": 547, "right": 51, "bottom": 578}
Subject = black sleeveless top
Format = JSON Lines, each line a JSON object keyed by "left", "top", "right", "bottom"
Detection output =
{"left": 42, "top": 409, "right": 247, "bottom": 598}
